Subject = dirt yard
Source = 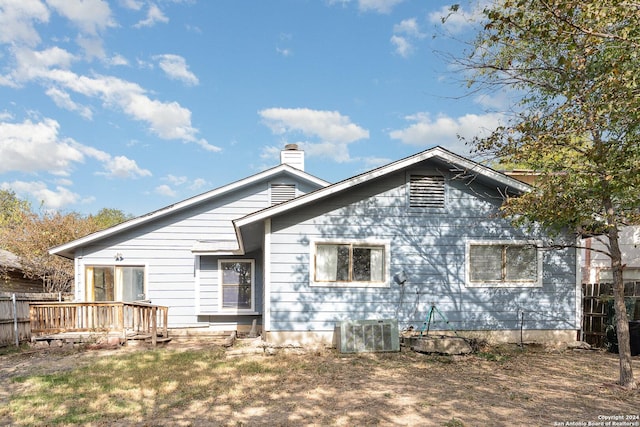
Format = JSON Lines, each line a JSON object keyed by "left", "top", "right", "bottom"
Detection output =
{"left": 0, "top": 340, "right": 639, "bottom": 426}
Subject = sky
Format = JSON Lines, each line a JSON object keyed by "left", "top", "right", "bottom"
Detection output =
{"left": 0, "top": 0, "right": 506, "bottom": 217}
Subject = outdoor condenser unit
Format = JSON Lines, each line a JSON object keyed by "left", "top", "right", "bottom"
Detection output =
{"left": 337, "top": 319, "right": 400, "bottom": 353}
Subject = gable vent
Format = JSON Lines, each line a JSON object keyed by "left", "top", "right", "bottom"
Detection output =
{"left": 409, "top": 175, "right": 445, "bottom": 208}
{"left": 337, "top": 319, "right": 400, "bottom": 353}
{"left": 270, "top": 183, "right": 296, "bottom": 205}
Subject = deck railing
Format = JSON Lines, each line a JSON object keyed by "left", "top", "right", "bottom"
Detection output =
{"left": 29, "top": 301, "right": 169, "bottom": 345}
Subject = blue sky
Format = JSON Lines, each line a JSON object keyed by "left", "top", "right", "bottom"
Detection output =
{"left": 0, "top": 0, "right": 503, "bottom": 217}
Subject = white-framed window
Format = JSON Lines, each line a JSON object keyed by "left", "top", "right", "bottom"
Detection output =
{"left": 465, "top": 240, "right": 543, "bottom": 287}
{"left": 218, "top": 259, "right": 255, "bottom": 311}
{"left": 310, "top": 239, "right": 390, "bottom": 287}
{"left": 85, "top": 265, "right": 146, "bottom": 302}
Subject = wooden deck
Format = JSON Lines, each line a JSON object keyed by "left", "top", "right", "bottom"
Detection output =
{"left": 29, "top": 301, "right": 169, "bottom": 347}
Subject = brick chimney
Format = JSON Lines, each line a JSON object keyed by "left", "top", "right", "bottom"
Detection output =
{"left": 280, "top": 144, "right": 304, "bottom": 171}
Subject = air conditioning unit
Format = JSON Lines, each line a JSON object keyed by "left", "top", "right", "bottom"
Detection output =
{"left": 337, "top": 319, "right": 400, "bottom": 353}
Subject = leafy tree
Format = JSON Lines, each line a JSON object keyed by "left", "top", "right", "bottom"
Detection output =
{"left": 0, "top": 189, "right": 31, "bottom": 229}
{"left": 0, "top": 192, "right": 133, "bottom": 293}
{"left": 459, "top": 0, "right": 640, "bottom": 388}
{"left": 89, "top": 208, "right": 133, "bottom": 230}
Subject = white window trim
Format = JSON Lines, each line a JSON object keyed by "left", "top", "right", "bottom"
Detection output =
{"left": 310, "top": 238, "right": 391, "bottom": 288}
{"left": 83, "top": 263, "right": 148, "bottom": 301}
{"left": 465, "top": 240, "right": 543, "bottom": 288}
{"left": 598, "top": 267, "right": 640, "bottom": 282}
{"left": 218, "top": 259, "right": 256, "bottom": 313}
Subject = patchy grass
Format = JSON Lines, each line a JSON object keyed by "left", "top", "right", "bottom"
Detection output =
{"left": 1, "top": 343, "right": 639, "bottom": 426}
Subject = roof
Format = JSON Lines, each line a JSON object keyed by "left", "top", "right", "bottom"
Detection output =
{"left": 233, "top": 146, "right": 531, "bottom": 232}
{"left": 50, "top": 164, "right": 329, "bottom": 259}
{"left": 0, "top": 249, "right": 21, "bottom": 270}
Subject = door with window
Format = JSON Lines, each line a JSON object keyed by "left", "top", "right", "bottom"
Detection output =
{"left": 85, "top": 266, "right": 146, "bottom": 302}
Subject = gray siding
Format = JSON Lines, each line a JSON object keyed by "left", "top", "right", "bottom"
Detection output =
{"left": 75, "top": 174, "right": 319, "bottom": 327}
{"left": 268, "top": 165, "right": 578, "bottom": 334}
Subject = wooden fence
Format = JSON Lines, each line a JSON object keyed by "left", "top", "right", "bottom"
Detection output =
{"left": 0, "top": 293, "right": 70, "bottom": 347}
{"left": 582, "top": 282, "right": 640, "bottom": 347}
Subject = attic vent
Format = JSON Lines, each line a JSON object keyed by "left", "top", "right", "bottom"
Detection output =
{"left": 270, "top": 183, "right": 296, "bottom": 205}
{"left": 337, "top": 319, "right": 400, "bottom": 353}
{"left": 409, "top": 175, "right": 445, "bottom": 208}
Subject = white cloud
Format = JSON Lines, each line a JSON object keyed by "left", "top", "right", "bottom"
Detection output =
{"left": 0, "top": 0, "right": 50, "bottom": 47}
{"left": 76, "top": 35, "right": 106, "bottom": 60}
{"left": 165, "top": 174, "right": 188, "bottom": 186}
{"left": 189, "top": 178, "right": 207, "bottom": 191}
{"left": 259, "top": 107, "right": 369, "bottom": 162}
{"left": 276, "top": 47, "right": 292, "bottom": 57}
{"left": 391, "top": 18, "right": 425, "bottom": 58}
{"left": 154, "top": 184, "right": 176, "bottom": 197}
{"left": 8, "top": 47, "right": 217, "bottom": 149}
{"left": 100, "top": 155, "right": 151, "bottom": 178}
{"left": 72, "top": 143, "right": 151, "bottom": 178}
{"left": 0, "top": 118, "right": 84, "bottom": 175}
{"left": 134, "top": 3, "right": 168, "bottom": 28}
{"left": 389, "top": 111, "right": 505, "bottom": 153}
{"left": 358, "top": 0, "right": 403, "bottom": 14}
{"left": 120, "top": 0, "right": 143, "bottom": 11}
{"left": 390, "top": 35, "right": 412, "bottom": 58}
{"left": 1, "top": 180, "right": 81, "bottom": 210}
{"left": 428, "top": 3, "right": 486, "bottom": 35}
{"left": 0, "top": 116, "right": 151, "bottom": 180}
{"left": 156, "top": 175, "right": 208, "bottom": 197}
{"left": 46, "top": 0, "right": 114, "bottom": 35}
{"left": 45, "top": 86, "right": 93, "bottom": 119}
{"left": 153, "top": 54, "right": 199, "bottom": 86}
{"left": 107, "top": 54, "right": 129, "bottom": 66}
{"left": 327, "top": 0, "right": 403, "bottom": 13}
{"left": 393, "top": 18, "right": 424, "bottom": 38}
{"left": 260, "top": 108, "right": 368, "bottom": 143}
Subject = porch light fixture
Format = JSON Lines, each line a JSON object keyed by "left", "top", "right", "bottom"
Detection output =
{"left": 114, "top": 252, "right": 124, "bottom": 261}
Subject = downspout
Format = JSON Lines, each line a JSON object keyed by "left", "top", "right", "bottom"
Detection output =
{"left": 576, "top": 236, "right": 583, "bottom": 341}
{"left": 263, "top": 218, "right": 272, "bottom": 339}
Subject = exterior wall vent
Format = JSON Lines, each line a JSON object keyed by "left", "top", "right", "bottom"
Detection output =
{"left": 336, "top": 319, "right": 400, "bottom": 353}
{"left": 270, "top": 183, "right": 296, "bottom": 205}
{"left": 409, "top": 175, "right": 445, "bottom": 208}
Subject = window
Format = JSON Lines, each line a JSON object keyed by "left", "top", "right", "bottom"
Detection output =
{"left": 466, "top": 241, "right": 542, "bottom": 287}
{"left": 219, "top": 260, "right": 254, "bottom": 311}
{"left": 85, "top": 266, "right": 145, "bottom": 301}
{"left": 409, "top": 175, "right": 445, "bottom": 208}
{"left": 312, "top": 240, "right": 389, "bottom": 287}
{"left": 598, "top": 268, "right": 640, "bottom": 282}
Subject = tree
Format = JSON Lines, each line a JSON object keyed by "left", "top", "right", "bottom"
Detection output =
{"left": 89, "top": 208, "right": 133, "bottom": 230}
{"left": 0, "top": 192, "right": 134, "bottom": 293}
{"left": 0, "top": 190, "right": 31, "bottom": 229}
{"left": 458, "top": 0, "right": 640, "bottom": 388}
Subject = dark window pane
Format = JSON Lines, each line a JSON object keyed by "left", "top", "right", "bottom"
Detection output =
{"left": 353, "top": 247, "right": 372, "bottom": 281}
{"left": 336, "top": 245, "right": 350, "bottom": 281}
{"left": 506, "top": 246, "right": 537, "bottom": 281}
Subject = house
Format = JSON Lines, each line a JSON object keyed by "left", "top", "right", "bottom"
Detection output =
{"left": 582, "top": 227, "right": 640, "bottom": 284}
{"left": 503, "top": 171, "right": 640, "bottom": 285}
{"left": 0, "top": 249, "right": 44, "bottom": 293}
{"left": 50, "top": 146, "right": 581, "bottom": 345}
